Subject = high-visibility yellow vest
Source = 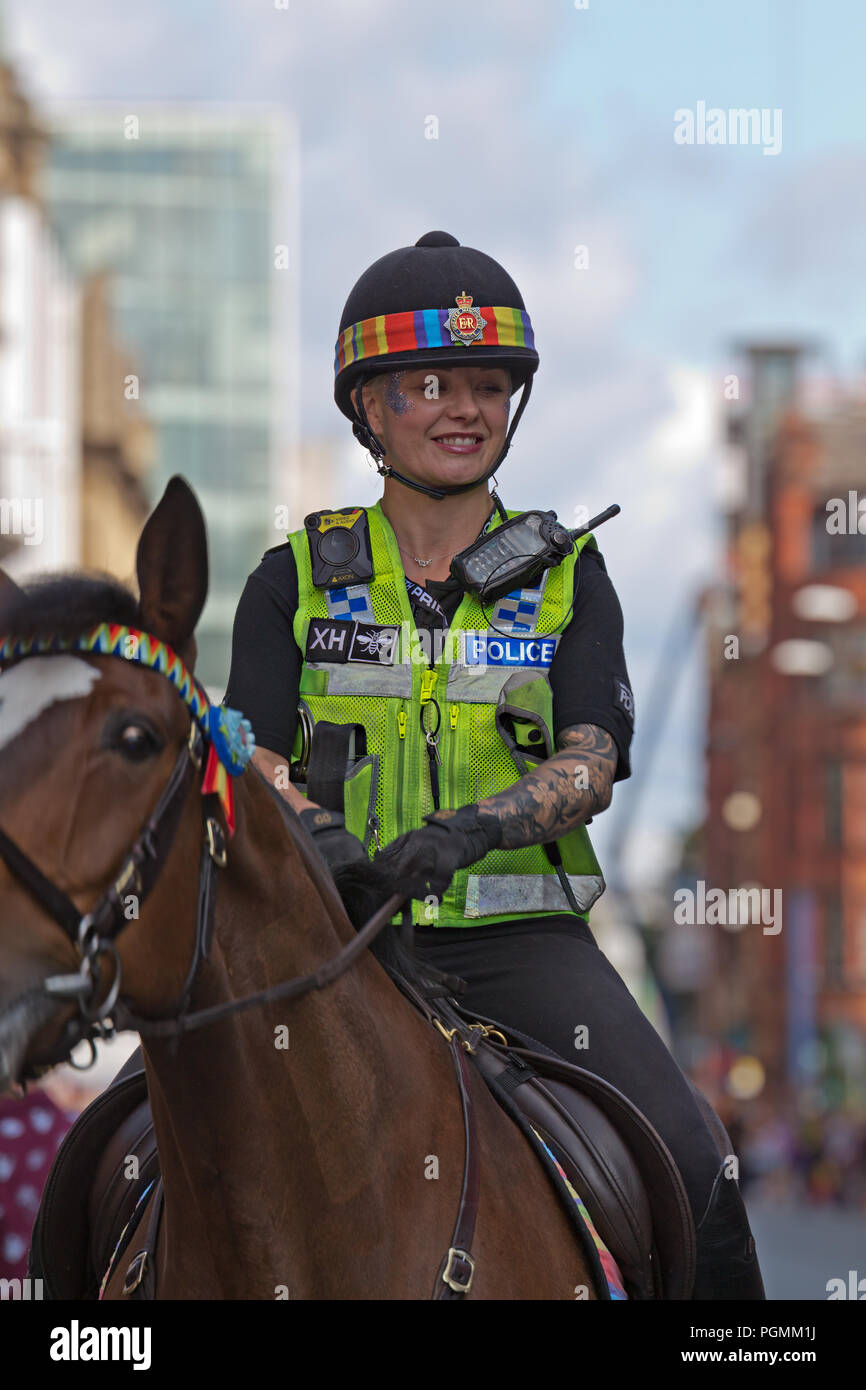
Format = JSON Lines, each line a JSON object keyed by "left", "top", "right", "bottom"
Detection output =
{"left": 288, "top": 500, "right": 605, "bottom": 927}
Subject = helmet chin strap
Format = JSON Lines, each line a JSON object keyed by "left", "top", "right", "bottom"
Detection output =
{"left": 352, "top": 376, "right": 533, "bottom": 502}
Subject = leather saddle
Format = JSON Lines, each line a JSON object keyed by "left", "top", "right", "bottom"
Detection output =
{"left": 28, "top": 1049, "right": 155, "bottom": 1300}
{"left": 452, "top": 1005, "right": 717, "bottom": 1299}
{"left": 29, "top": 1003, "right": 727, "bottom": 1300}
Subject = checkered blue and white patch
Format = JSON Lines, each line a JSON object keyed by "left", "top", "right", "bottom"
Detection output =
{"left": 324, "top": 584, "right": 376, "bottom": 623}
{"left": 489, "top": 569, "right": 549, "bottom": 635}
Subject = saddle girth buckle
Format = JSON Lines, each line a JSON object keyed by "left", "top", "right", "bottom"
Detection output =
{"left": 442, "top": 1246, "right": 475, "bottom": 1294}
{"left": 122, "top": 1250, "right": 149, "bottom": 1296}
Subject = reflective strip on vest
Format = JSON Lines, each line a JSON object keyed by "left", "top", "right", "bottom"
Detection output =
{"left": 464, "top": 872, "right": 606, "bottom": 918}
{"left": 307, "top": 660, "right": 413, "bottom": 697}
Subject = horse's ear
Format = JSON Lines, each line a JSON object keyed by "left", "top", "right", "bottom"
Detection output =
{"left": 136, "top": 476, "right": 208, "bottom": 658}
{"left": 0, "top": 566, "right": 24, "bottom": 623}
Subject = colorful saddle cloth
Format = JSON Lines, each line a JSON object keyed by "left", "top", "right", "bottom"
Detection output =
{"left": 531, "top": 1126, "right": 628, "bottom": 1300}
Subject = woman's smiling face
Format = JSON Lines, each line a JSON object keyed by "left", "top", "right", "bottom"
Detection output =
{"left": 355, "top": 364, "right": 512, "bottom": 488}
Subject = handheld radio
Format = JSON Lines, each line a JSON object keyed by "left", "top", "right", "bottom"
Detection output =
{"left": 450, "top": 504, "right": 621, "bottom": 604}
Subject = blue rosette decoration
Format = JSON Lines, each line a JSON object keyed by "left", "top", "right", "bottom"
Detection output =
{"left": 206, "top": 704, "right": 256, "bottom": 775}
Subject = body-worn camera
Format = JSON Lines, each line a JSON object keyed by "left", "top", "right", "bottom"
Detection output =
{"left": 305, "top": 507, "right": 374, "bottom": 588}
{"left": 451, "top": 505, "right": 620, "bottom": 604}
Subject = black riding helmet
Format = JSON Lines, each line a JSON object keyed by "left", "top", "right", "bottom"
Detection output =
{"left": 333, "top": 230, "right": 539, "bottom": 500}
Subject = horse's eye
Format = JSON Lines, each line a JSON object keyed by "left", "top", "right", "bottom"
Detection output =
{"left": 118, "top": 724, "right": 159, "bottom": 761}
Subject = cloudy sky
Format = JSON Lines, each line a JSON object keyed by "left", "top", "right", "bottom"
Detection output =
{"left": 4, "top": 0, "right": 865, "bottom": 885}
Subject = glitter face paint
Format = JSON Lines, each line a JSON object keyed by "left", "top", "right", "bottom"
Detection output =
{"left": 383, "top": 371, "right": 414, "bottom": 416}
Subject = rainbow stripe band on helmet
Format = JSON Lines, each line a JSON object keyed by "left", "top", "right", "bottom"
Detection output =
{"left": 0, "top": 622, "right": 254, "bottom": 778}
{"left": 334, "top": 305, "right": 535, "bottom": 376}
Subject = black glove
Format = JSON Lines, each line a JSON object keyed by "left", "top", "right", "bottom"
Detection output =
{"left": 372, "top": 803, "right": 503, "bottom": 901}
{"left": 297, "top": 806, "right": 368, "bottom": 873}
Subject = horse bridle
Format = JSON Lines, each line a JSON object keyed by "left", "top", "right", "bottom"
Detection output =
{"left": 0, "top": 714, "right": 407, "bottom": 1064}
{"left": 0, "top": 719, "right": 213, "bottom": 1068}
{"left": 0, "top": 662, "right": 481, "bottom": 1299}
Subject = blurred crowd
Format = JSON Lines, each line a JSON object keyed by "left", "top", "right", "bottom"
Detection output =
{"left": 0, "top": 1086, "right": 72, "bottom": 1278}
{"left": 722, "top": 1103, "right": 866, "bottom": 1210}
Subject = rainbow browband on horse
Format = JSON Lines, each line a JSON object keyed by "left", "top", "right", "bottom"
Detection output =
{"left": 0, "top": 622, "right": 255, "bottom": 835}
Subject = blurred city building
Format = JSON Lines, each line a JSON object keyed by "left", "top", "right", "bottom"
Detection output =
{"left": 0, "top": 46, "right": 80, "bottom": 575}
{"left": 700, "top": 343, "right": 866, "bottom": 1123}
{"left": 41, "top": 102, "right": 298, "bottom": 696}
{"left": 0, "top": 41, "right": 152, "bottom": 585}
{"left": 289, "top": 435, "right": 348, "bottom": 521}
{"left": 588, "top": 888, "right": 673, "bottom": 1047}
{"left": 79, "top": 270, "right": 153, "bottom": 580}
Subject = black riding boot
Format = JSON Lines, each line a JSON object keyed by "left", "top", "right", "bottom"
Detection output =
{"left": 692, "top": 1160, "right": 766, "bottom": 1300}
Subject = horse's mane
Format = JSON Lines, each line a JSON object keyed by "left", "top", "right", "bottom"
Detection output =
{"left": 331, "top": 858, "right": 463, "bottom": 997}
{"left": 256, "top": 770, "right": 461, "bottom": 1000}
{"left": 0, "top": 571, "right": 459, "bottom": 1002}
{"left": 0, "top": 572, "right": 141, "bottom": 637}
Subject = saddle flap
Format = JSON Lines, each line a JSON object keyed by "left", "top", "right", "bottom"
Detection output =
{"left": 506, "top": 1046, "right": 696, "bottom": 1299}
{"left": 88, "top": 1096, "right": 159, "bottom": 1284}
{"left": 472, "top": 1043, "right": 655, "bottom": 1298}
{"left": 27, "top": 1067, "right": 149, "bottom": 1299}
{"left": 529, "top": 1078, "right": 655, "bottom": 1298}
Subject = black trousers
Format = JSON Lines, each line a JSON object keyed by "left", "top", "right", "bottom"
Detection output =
{"left": 412, "top": 914, "right": 725, "bottom": 1229}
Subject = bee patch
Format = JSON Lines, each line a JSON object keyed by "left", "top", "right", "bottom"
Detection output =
{"left": 349, "top": 622, "right": 399, "bottom": 665}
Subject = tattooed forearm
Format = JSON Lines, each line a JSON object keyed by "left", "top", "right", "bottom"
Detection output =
{"left": 478, "top": 723, "right": 617, "bottom": 850}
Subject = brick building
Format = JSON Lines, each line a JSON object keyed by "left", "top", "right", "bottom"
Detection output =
{"left": 703, "top": 345, "right": 866, "bottom": 1115}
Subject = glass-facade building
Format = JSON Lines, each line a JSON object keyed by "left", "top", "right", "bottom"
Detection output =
{"left": 42, "top": 104, "right": 297, "bottom": 694}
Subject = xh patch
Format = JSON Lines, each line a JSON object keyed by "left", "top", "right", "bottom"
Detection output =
{"left": 306, "top": 618, "right": 399, "bottom": 666}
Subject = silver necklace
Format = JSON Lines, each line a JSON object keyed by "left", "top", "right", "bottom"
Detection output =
{"left": 396, "top": 542, "right": 453, "bottom": 569}
{"left": 393, "top": 502, "right": 498, "bottom": 569}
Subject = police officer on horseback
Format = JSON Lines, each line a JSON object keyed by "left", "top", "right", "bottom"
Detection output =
{"left": 225, "top": 229, "right": 765, "bottom": 1300}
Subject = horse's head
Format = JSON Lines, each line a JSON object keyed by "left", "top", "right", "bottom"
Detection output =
{"left": 0, "top": 476, "right": 213, "bottom": 1092}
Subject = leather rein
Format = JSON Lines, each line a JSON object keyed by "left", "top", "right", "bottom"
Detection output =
{"left": 0, "top": 703, "right": 482, "bottom": 1299}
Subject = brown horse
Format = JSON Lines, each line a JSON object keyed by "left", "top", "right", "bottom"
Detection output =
{"left": 0, "top": 476, "right": 594, "bottom": 1300}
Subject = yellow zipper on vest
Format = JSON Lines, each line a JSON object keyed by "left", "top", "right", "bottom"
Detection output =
{"left": 418, "top": 665, "right": 442, "bottom": 811}
{"left": 445, "top": 703, "right": 460, "bottom": 813}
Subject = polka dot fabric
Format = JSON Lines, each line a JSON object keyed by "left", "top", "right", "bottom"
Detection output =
{"left": 0, "top": 1091, "right": 71, "bottom": 1278}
